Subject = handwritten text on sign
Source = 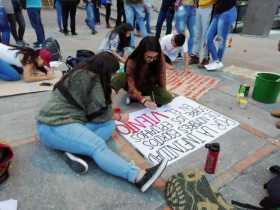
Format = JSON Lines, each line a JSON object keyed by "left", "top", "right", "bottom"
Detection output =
{"left": 116, "top": 96, "right": 239, "bottom": 166}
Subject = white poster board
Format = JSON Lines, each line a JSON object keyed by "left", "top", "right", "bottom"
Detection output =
{"left": 116, "top": 96, "right": 239, "bottom": 166}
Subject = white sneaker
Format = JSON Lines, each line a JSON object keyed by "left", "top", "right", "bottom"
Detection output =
{"left": 205, "top": 61, "right": 224, "bottom": 71}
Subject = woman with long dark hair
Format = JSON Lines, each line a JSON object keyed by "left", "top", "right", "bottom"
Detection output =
{"left": 36, "top": 52, "right": 167, "bottom": 192}
{"left": 99, "top": 23, "right": 133, "bottom": 63}
{"left": 112, "top": 36, "right": 173, "bottom": 109}
{"left": 0, "top": 43, "right": 54, "bottom": 82}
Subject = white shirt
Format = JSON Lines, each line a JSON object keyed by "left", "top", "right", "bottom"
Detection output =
{"left": 160, "top": 34, "right": 182, "bottom": 62}
{"left": 0, "top": 43, "right": 22, "bottom": 67}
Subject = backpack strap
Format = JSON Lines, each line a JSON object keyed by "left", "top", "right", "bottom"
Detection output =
{"left": 231, "top": 200, "right": 265, "bottom": 210}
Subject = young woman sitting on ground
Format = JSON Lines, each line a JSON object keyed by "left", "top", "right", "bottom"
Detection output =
{"left": 0, "top": 43, "right": 54, "bottom": 82}
{"left": 111, "top": 36, "right": 173, "bottom": 110}
{"left": 36, "top": 52, "right": 168, "bottom": 192}
{"left": 98, "top": 23, "right": 134, "bottom": 63}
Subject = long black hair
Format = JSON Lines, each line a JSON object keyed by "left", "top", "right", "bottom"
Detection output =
{"left": 109, "top": 23, "right": 133, "bottom": 52}
{"left": 12, "top": 46, "right": 47, "bottom": 74}
{"left": 125, "top": 36, "right": 163, "bottom": 84}
{"left": 57, "top": 52, "right": 120, "bottom": 105}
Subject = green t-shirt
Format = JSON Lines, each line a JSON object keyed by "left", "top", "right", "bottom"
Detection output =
{"left": 37, "top": 69, "right": 113, "bottom": 125}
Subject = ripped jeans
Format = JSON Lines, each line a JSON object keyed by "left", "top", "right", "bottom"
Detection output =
{"left": 206, "top": 7, "right": 237, "bottom": 61}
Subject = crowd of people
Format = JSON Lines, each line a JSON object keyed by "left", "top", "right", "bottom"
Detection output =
{"left": 0, "top": 0, "right": 243, "bottom": 193}
{"left": 0, "top": 0, "right": 237, "bottom": 70}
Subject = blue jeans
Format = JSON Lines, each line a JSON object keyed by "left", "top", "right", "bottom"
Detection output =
{"left": 192, "top": 6, "right": 212, "bottom": 59}
{"left": 145, "top": 6, "right": 152, "bottom": 33}
{"left": 155, "top": 8, "right": 174, "bottom": 39}
{"left": 27, "top": 8, "right": 45, "bottom": 43}
{"left": 125, "top": 3, "right": 148, "bottom": 47}
{"left": 207, "top": 7, "right": 237, "bottom": 61}
{"left": 0, "top": 59, "right": 21, "bottom": 81}
{"left": 55, "top": 0, "right": 63, "bottom": 31}
{"left": 85, "top": 2, "right": 96, "bottom": 31}
{"left": 37, "top": 120, "right": 139, "bottom": 183}
{"left": 0, "top": 8, "right": 10, "bottom": 45}
{"left": 175, "top": 5, "right": 196, "bottom": 53}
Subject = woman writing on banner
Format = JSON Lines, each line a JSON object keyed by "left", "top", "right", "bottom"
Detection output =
{"left": 98, "top": 23, "right": 134, "bottom": 63}
{"left": 0, "top": 43, "right": 54, "bottom": 82}
{"left": 111, "top": 37, "right": 173, "bottom": 109}
{"left": 36, "top": 52, "right": 168, "bottom": 192}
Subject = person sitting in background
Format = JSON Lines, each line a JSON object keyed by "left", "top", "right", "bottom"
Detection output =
{"left": 36, "top": 51, "right": 168, "bottom": 192}
{"left": 0, "top": 43, "right": 54, "bottom": 82}
{"left": 98, "top": 23, "right": 134, "bottom": 63}
{"left": 111, "top": 36, "right": 173, "bottom": 109}
{"left": 160, "top": 33, "right": 186, "bottom": 71}
{"left": 204, "top": 0, "right": 237, "bottom": 70}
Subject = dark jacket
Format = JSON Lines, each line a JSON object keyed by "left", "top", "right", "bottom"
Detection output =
{"left": 213, "top": 0, "right": 235, "bottom": 15}
{"left": 161, "top": 0, "right": 176, "bottom": 11}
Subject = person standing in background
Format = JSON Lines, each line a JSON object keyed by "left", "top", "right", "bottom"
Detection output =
{"left": 174, "top": 0, "right": 196, "bottom": 70}
{"left": 155, "top": 0, "right": 176, "bottom": 39}
{"left": 104, "top": 0, "right": 112, "bottom": 28}
{"left": 84, "top": 0, "right": 97, "bottom": 34}
{"left": 204, "top": 0, "right": 236, "bottom": 70}
{"left": 93, "top": 0, "right": 101, "bottom": 25}
{"left": 144, "top": 0, "right": 152, "bottom": 34}
{"left": 191, "top": 0, "right": 216, "bottom": 67}
{"left": 124, "top": 0, "right": 148, "bottom": 47}
{"left": 116, "top": 0, "right": 126, "bottom": 26}
{"left": 61, "top": 0, "right": 79, "bottom": 35}
{"left": 54, "top": 0, "right": 63, "bottom": 32}
{"left": 26, "top": 0, "right": 46, "bottom": 48}
{"left": 0, "top": 0, "right": 11, "bottom": 45}
{"left": 11, "top": 0, "right": 26, "bottom": 46}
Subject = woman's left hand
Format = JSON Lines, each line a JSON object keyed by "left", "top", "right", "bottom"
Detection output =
{"left": 119, "top": 113, "right": 129, "bottom": 122}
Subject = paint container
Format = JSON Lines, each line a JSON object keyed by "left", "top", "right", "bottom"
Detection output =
{"left": 239, "top": 84, "right": 250, "bottom": 97}
{"left": 204, "top": 143, "right": 220, "bottom": 174}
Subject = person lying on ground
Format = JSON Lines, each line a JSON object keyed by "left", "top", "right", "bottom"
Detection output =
{"left": 98, "top": 23, "right": 134, "bottom": 63}
{"left": 36, "top": 52, "right": 168, "bottom": 192}
{"left": 160, "top": 33, "right": 186, "bottom": 71}
{"left": 111, "top": 36, "right": 173, "bottom": 110}
{"left": 0, "top": 43, "right": 54, "bottom": 82}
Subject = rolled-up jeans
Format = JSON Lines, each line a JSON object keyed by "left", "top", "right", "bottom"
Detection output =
{"left": 37, "top": 120, "right": 140, "bottom": 183}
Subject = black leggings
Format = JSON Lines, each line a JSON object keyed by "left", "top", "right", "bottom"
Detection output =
{"left": 7, "top": 11, "right": 25, "bottom": 42}
{"left": 105, "top": 3, "right": 111, "bottom": 25}
{"left": 61, "top": 2, "right": 77, "bottom": 33}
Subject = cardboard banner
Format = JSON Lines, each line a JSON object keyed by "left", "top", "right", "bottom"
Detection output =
{"left": 116, "top": 96, "right": 239, "bottom": 166}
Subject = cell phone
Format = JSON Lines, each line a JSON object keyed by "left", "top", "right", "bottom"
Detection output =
{"left": 39, "top": 82, "right": 52, "bottom": 86}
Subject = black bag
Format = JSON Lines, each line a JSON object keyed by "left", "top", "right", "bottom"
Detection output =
{"left": 65, "top": 50, "right": 95, "bottom": 70}
{"left": 232, "top": 166, "right": 280, "bottom": 210}
{"left": 42, "top": 37, "right": 62, "bottom": 61}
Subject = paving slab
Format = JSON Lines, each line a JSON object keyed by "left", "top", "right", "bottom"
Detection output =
{"left": 0, "top": 142, "right": 165, "bottom": 210}
{"left": 200, "top": 89, "right": 280, "bottom": 138}
{"left": 219, "top": 151, "right": 280, "bottom": 206}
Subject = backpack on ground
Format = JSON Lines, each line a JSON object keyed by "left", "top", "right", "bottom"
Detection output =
{"left": 42, "top": 37, "right": 62, "bottom": 61}
{"left": 165, "top": 169, "right": 245, "bottom": 210}
{"left": 0, "top": 142, "right": 14, "bottom": 185}
{"left": 65, "top": 49, "right": 95, "bottom": 70}
{"left": 232, "top": 165, "right": 280, "bottom": 210}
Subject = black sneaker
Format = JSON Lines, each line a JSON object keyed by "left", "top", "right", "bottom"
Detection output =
{"left": 135, "top": 159, "right": 168, "bottom": 192}
{"left": 65, "top": 152, "right": 88, "bottom": 174}
{"left": 91, "top": 30, "right": 98, "bottom": 35}
{"left": 71, "top": 32, "right": 78, "bottom": 36}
